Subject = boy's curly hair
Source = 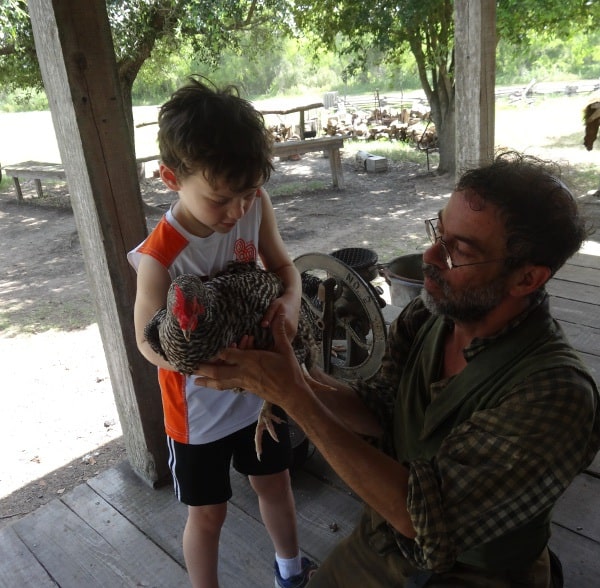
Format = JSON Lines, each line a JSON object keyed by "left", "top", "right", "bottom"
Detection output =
{"left": 158, "top": 76, "right": 274, "bottom": 190}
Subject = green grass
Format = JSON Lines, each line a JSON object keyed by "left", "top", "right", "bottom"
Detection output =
{"left": 564, "top": 162, "right": 599, "bottom": 196}
{"left": 268, "top": 179, "right": 329, "bottom": 197}
{"left": 342, "top": 138, "right": 438, "bottom": 167}
{"left": 0, "top": 175, "right": 12, "bottom": 191}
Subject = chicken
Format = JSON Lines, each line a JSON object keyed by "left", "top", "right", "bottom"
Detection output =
{"left": 144, "top": 261, "right": 316, "bottom": 458}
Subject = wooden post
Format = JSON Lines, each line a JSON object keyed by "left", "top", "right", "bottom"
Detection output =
{"left": 454, "top": 0, "right": 496, "bottom": 177}
{"left": 28, "top": 0, "right": 168, "bottom": 485}
{"left": 12, "top": 178, "right": 24, "bottom": 201}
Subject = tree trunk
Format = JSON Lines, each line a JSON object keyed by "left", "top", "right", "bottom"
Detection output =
{"left": 435, "top": 99, "right": 456, "bottom": 176}
{"left": 119, "top": 78, "right": 136, "bottom": 154}
{"left": 425, "top": 88, "right": 456, "bottom": 177}
{"left": 408, "top": 34, "right": 456, "bottom": 176}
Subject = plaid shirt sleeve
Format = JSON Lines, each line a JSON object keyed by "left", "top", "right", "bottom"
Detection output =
{"left": 396, "top": 368, "right": 600, "bottom": 571}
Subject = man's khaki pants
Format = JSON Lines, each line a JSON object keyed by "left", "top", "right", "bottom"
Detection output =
{"left": 307, "top": 510, "right": 551, "bottom": 588}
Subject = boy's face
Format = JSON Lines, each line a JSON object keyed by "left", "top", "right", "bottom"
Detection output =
{"left": 160, "top": 165, "right": 259, "bottom": 237}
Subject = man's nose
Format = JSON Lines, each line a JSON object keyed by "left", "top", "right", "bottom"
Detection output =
{"left": 423, "top": 239, "right": 446, "bottom": 268}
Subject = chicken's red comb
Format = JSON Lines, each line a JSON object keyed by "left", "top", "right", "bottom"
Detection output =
{"left": 172, "top": 284, "right": 186, "bottom": 317}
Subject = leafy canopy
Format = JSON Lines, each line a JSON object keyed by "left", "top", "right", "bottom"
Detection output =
{"left": 0, "top": 0, "right": 293, "bottom": 95}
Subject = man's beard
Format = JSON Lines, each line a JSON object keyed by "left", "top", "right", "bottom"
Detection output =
{"left": 421, "top": 263, "right": 509, "bottom": 323}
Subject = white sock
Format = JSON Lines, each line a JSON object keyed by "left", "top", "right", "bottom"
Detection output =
{"left": 275, "top": 553, "right": 302, "bottom": 580}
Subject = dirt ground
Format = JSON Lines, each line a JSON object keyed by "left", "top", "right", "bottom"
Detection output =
{"left": 0, "top": 148, "right": 598, "bottom": 529}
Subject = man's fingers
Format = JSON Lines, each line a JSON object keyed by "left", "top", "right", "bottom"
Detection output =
{"left": 272, "top": 313, "right": 290, "bottom": 346}
{"left": 237, "top": 334, "right": 255, "bottom": 350}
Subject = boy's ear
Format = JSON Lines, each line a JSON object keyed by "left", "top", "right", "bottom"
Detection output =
{"left": 508, "top": 264, "right": 552, "bottom": 297}
{"left": 159, "top": 164, "right": 180, "bottom": 191}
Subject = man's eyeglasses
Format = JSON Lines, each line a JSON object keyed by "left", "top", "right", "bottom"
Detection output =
{"left": 424, "top": 218, "right": 508, "bottom": 270}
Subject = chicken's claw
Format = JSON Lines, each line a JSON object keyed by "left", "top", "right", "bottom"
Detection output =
{"left": 254, "top": 401, "right": 283, "bottom": 460}
{"left": 254, "top": 365, "right": 332, "bottom": 460}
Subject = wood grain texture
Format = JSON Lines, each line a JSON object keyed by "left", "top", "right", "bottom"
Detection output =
{"left": 0, "top": 526, "right": 56, "bottom": 587}
{"left": 28, "top": 0, "right": 167, "bottom": 484}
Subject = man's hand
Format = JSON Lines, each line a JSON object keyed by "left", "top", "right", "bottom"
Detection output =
{"left": 194, "top": 313, "right": 309, "bottom": 410}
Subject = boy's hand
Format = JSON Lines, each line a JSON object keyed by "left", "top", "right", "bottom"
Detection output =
{"left": 260, "top": 296, "right": 298, "bottom": 342}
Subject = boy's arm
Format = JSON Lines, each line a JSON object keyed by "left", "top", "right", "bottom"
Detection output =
{"left": 133, "top": 254, "right": 178, "bottom": 370}
{"left": 257, "top": 189, "right": 302, "bottom": 335}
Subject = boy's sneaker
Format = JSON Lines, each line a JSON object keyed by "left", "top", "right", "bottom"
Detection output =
{"left": 274, "top": 557, "right": 318, "bottom": 588}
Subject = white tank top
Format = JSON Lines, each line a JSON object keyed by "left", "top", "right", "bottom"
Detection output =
{"left": 128, "top": 197, "right": 264, "bottom": 444}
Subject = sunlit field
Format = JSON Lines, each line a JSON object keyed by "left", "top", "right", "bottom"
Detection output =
{"left": 1, "top": 93, "right": 598, "bottom": 194}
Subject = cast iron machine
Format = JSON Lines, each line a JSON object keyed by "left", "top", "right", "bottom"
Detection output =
{"left": 294, "top": 247, "right": 388, "bottom": 381}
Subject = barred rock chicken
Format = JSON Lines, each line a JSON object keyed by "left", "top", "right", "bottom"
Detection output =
{"left": 144, "top": 261, "right": 316, "bottom": 458}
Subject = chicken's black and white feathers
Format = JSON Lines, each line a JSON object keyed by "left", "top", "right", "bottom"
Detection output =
{"left": 144, "top": 260, "right": 315, "bottom": 375}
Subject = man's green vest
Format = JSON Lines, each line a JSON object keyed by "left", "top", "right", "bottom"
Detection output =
{"left": 393, "top": 301, "right": 595, "bottom": 571}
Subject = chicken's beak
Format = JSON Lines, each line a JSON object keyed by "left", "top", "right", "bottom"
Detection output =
{"left": 183, "top": 329, "right": 192, "bottom": 342}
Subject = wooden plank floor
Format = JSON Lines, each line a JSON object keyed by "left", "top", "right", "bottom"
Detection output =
{"left": 1, "top": 253, "right": 598, "bottom": 587}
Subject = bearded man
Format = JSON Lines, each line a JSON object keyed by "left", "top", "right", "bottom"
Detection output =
{"left": 196, "top": 152, "right": 600, "bottom": 587}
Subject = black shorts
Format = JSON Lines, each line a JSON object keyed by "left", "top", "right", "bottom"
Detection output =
{"left": 167, "top": 407, "right": 292, "bottom": 506}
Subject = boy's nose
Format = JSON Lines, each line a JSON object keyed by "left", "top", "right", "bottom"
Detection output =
{"left": 227, "top": 199, "right": 245, "bottom": 220}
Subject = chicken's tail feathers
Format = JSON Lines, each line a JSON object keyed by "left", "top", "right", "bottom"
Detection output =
{"left": 144, "top": 308, "right": 168, "bottom": 360}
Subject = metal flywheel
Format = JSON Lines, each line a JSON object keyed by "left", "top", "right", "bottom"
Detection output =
{"left": 294, "top": 252, "right": 387, "bottom": 381}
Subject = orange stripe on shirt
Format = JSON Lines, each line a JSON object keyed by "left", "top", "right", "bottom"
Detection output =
{"left": 138, "top": 216, "right": 189, "bottom": 268}
{"left": 158, "top": 368, "right": 189, "bottom": 443}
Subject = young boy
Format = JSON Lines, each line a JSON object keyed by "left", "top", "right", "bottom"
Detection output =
{"left": 128, "top": 77, "right": 316, "bottom": 588}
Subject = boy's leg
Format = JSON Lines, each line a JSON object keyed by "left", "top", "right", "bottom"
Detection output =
{"left": 184, "top": 503, "right": 227, "bottom": 588}
{"left": 167, "top": 436, "right": 237, "bottom": 588}
{"left": 233, "top": 408, "right": 316, "bottom": 582}
{"left": 249, "top": 470, "right": 298, "bottom": 558}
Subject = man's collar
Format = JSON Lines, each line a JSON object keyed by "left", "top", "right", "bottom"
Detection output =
{"left": 462, "top": 289, "right": 548, "bottom": 361}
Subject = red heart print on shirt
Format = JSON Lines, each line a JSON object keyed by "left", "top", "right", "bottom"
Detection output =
{"left": 234, "top": 238, "right": 257, "bottom": 262}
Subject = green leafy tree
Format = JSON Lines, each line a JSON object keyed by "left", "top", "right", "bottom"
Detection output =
{"left": 0, "top": 1, "right": 39, "bottom": 90}
{"left": 0, "top": 0, "right": 293, "bottom": 149}
{"left": 293, "top": 0, "right": 600, "bottom": 174}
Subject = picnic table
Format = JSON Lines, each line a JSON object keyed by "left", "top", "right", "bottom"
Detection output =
{"left": 2, "top": 156, "right": 160, "bottom": 200}
{"left": 272, "top": 135, "right": 345, "bottom": 189}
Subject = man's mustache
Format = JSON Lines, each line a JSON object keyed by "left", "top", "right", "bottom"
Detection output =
{"left": 422, "top": 262, "right": 444, "bottom": 286}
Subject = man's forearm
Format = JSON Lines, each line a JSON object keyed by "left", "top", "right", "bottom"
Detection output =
{"left": 308, "top": 367, "right": 382, "bottom": 437}
{"left": 288, "top": 391, "right": 415, "bottom": 538}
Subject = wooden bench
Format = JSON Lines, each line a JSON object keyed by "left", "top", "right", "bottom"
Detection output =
{"left": 2, "top": 155, "right": 161, "bottom": 200}
{"left": 272, "top": 135, "right": 345, "bottom": 189}
{"left": 2, "top": 161, "right": 66, "bottom": 200}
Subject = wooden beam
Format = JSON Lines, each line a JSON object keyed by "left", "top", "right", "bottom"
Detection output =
{"left": 28, "top": 0, "right": 168, "bottom": 485}
{"left": 454, "top": 0, "right": 496, "bottom": 176}
{"left": 259, "top": 102, "right": 324, "bottom": 116}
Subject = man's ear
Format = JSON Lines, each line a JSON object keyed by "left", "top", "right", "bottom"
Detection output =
{"left": 509, "top": 264, "right": 552, "bottom": 297}
{"left": 159, "top": 164, "right": 180, "bottom": 191}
